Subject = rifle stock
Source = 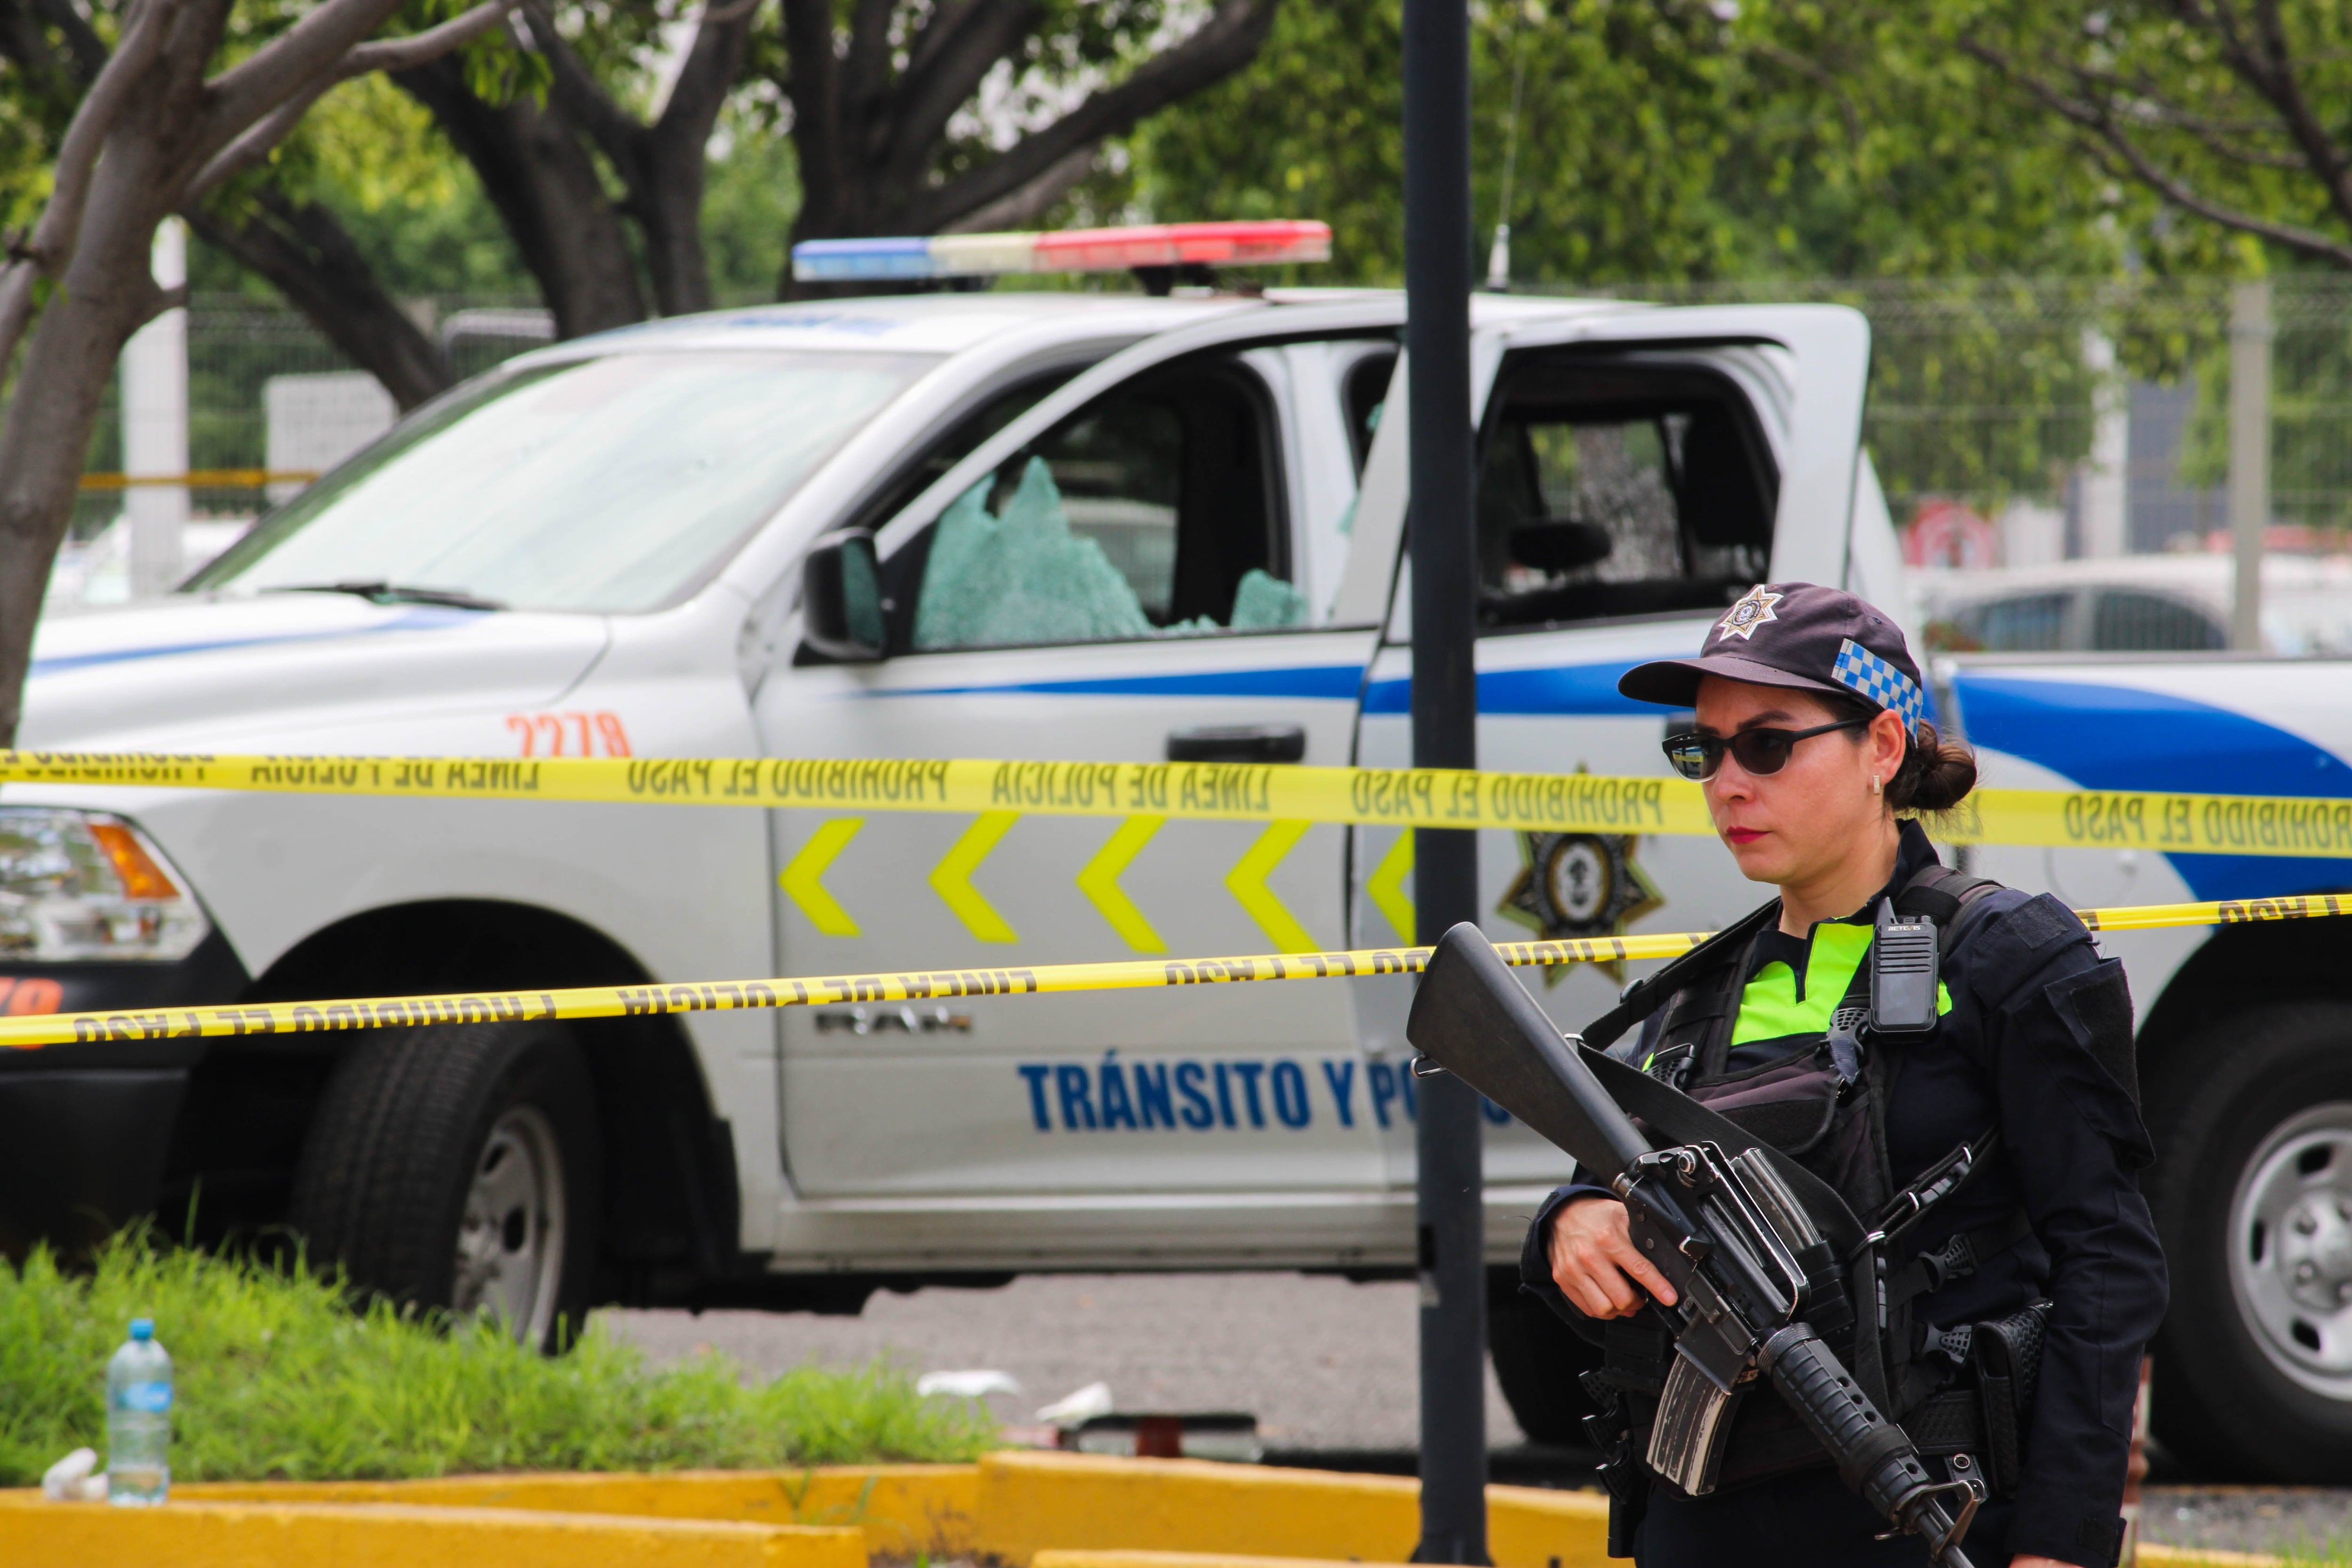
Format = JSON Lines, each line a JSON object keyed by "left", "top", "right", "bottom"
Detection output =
{"left": 1405, "top": 921, "right": 1653, "bottom": 1181}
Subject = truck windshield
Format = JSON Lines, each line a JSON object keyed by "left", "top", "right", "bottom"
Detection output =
{"left": 191, "top": 348, "right": 939, "bottom": 613}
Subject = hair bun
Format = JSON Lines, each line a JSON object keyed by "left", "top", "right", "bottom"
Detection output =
{"left": 1889, "top": 719, "right": 1977, "bottom": 813}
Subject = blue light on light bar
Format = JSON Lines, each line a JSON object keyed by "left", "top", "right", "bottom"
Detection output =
{"left": 791, "top": 221, "right": 1331, "bottom": 284}
{"left": 791, "top": 237, "right": 939, "bottom": 282}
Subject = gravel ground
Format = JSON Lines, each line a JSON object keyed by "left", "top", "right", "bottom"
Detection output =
{"left": 2141, "top": 1489, "right": 2352, "bottom": 1558}
{"left": 606, "top": 1270, "right": 1524, "bottom": 1452}
{"left": 608, "top": 1272, "right": 2352, "bottom": 1557}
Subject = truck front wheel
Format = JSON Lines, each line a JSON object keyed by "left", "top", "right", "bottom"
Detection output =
{"left": 290, "top": 1020, "right": 601, "bottom": 1351}
{"left": 2150, "top": 1002, "right": 2352, "bottom": 1479}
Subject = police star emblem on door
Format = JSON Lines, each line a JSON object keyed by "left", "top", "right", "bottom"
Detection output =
{"left": 1498, "top": 831, "right": 1663, "bottom": 984}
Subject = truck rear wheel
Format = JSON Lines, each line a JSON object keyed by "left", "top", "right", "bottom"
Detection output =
{"left": 2150, "top": 1002, "right": 2352, "bottom": 1479}
{"left": 1486, "top": 1263, "right": 1601, "bottom": 1446}
{"left": 290, "top": 1020, "right": 601, "bottom": 1351}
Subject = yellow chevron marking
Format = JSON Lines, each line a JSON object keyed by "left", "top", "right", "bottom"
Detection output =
{"left": 778, "top": 817, "right": 864, "bottom": 937}
{"left": 930, "top": 811, "right": 1021, "bottom": 943}
{"left": 1367, "top": 828, "right": 1417, "bottom": 945}
{"left": 1226, "top": 819, "right": 1318, "bottom": 952}
{"left": 1077, "top": 815, "right": 1168, "bottom": 953}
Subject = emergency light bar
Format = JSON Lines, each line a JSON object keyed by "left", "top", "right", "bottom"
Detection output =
{"left": 791, "top": 220, "right": 1331, "bottom": 283}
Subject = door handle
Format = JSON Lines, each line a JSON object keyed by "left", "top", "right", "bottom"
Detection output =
{"left": 1166, "top": 724, "right": 1307, "bottom": 764}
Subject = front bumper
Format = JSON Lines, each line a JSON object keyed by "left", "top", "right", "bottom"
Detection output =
{"left": 0, "top": 930, "right": 250, "bottom": 1253}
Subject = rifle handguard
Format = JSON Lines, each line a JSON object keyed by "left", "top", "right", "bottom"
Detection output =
{"left": 1759, "top": 1327, "right": 1980, "bottom": 1568}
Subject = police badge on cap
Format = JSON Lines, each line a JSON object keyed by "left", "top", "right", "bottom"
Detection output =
{"left": 1715, "top": 585, "right": 1783, "bottom": 642}
{"left": 1618, "top": 582, "right": 1929, "bottom": 723}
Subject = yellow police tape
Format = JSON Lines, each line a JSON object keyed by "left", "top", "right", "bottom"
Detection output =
{"left": 4, "top": 892, "right": 2342, "bottom": 1053}
{"left": 9, "top": 750, "right": 2352, "bottom": 859}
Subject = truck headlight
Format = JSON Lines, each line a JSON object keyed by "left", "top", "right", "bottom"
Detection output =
{"left": 0, "top": 809, "right": 210, "bottom": 962}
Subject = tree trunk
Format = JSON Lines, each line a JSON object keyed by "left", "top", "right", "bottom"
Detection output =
{"left": 395, "top": 57, "right": 645, "bottom": 338}
{"left": 0, "top": 206, "right": 169, "bottom": 742}
{"left": 189, "top": 192, "right": 455, "bottom": 410}
{"left": 620, "top": 14, "right": 751, "bottom": 317}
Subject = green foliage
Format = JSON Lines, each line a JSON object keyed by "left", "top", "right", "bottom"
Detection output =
{"left": 705, "top": 107, "right": 801, "bottom": 302}
{"left": 1959, "top": 0, "right": 2352, "bottom": 267}
{"left": 0, "top": 1233, "right": 995, "bottom": 1484}
{"left": 1125, "top": 0, "right": 2160, "bottom": 286}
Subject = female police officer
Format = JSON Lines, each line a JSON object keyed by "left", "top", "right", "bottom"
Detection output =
{"left": 1521, "top": 584, "right": 2166, "bottom": 1568}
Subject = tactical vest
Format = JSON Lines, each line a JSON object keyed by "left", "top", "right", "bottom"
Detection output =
{"left": 1579, "top": 865, "right": 2047, "bottom": 1505}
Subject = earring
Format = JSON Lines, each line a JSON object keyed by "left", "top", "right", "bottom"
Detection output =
{"left": 1871, "top": 775, "right": 1883, "bottom": 797}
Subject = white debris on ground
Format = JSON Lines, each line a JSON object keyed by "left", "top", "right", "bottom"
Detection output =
{"left": 606, "top": 1271, "right": 1523, "bottom": 1452}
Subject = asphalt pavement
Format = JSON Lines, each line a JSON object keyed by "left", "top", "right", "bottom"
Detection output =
{"left": 607, "top": 1271, "right": 2352, "bottom": 1557}
{"left": 608, "top": 1270, "right": 1525, "bottom": 1455}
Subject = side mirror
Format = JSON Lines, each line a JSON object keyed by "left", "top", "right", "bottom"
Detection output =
{"left": 801, "top": 528, "right": 886, "bottom": 661}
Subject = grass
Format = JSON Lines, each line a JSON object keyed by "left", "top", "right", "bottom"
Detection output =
{"left": 0, "top": 1232, "right": 997, "bottom": 1486}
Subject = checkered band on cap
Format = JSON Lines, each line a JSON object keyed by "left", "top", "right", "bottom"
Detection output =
{"left": 1830, "top": 637, "right": 1924, "bottom": 727}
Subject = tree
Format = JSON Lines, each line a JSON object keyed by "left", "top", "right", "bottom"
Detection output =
{"left": 389, "top": 0, "right": 752, "bottom": 334}
{"left": 0, "top": 0, "right": 467, "bottom": 408}
{"left": 0, "top": 0, "right": 521, "bottom": 742}
{"left": 775, "top": 0, "right": 1279, "bottom": 295}
{"left": 1963, "top": 0, "right": 2352, "bottom": 271}
{"left": 1125, "top": 0, "right": 2147, "bottom": 287}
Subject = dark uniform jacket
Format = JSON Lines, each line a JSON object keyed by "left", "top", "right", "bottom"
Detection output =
{"left": 1520, "top": 822, "right": 2168, "bottom": 1566}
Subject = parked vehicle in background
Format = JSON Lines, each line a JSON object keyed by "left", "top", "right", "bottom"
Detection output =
{"left": 3, "top": 226, "right": 2350, "bottom": 1479}
{"left": 1917, "top": 552, "right": 2352, "bottom": 655}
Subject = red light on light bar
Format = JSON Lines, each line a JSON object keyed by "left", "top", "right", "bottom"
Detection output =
{"left": 1033, "top": 220, "right": 1331, "bottom": 273}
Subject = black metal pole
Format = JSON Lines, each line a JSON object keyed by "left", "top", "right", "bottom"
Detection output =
{"left": 1403, "top": 0, "right": 1486, "bottom": 1560}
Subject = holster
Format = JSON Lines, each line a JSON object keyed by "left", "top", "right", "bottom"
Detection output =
{"left": 1580, "top": 1368, "right": 1648, "bottom": 1558}
{"left": 1971, "top": 1300, "right": 2051, "bottom": 1497}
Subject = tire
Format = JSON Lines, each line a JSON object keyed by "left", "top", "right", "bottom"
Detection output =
{"left": 2148, "top": 1001, "right": 2352, "bottom": 1480}
{"left": 290, "top": 1020, "right": 601, "bottom": 1351}
{"left": 1486, "top": 1263, "right": 1602, "bottom": 1447}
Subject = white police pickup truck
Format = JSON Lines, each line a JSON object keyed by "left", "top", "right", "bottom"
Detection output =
{"left": 6, "top": 229, "right": 2347, "bottom": 1478}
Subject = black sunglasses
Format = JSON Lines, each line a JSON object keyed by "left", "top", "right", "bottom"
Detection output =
{"left": 1661, "top": 718, "right": 1869, "bottom": 781}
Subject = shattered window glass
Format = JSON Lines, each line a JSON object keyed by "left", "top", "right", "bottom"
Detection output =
{"left": 914, "top": 460, "right": 1304, "bottom": 651}
{"left": 1473, "top": 376, "right": 1776, "bottom": 629}
{"left": 907, "top": 356, "right": 1307, "bottom": 651}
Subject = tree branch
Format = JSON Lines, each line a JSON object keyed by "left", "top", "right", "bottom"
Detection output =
{"left": 1964, "top": 34, "right": 2352, "bottom": 269}
{"left": 652, "top": 0, "right": 753, "bottom": 151}
{"left": 0, "top": 0, "right": 186, "bottom": 378}
{"left": 25, "top": 0, "right": 104, "bottom": 77}
{"left": 879, "top": 0, "right": 1041, "bottom": 191}
{"left": 188, "top": 0, "right": 523, "bottom": 204}
{"left": 520, "top": 1, "right": 642, "bottom": 170}
{"left": 2212, "top": 0, "right": 2352, "bottom": 235}
{"left": 905, "top": 0, "right": 1279, "bottom": 234}
{"left": 903, "top": 0, "right": 990, "bottom": 88}
{"left": 198, "top": 0, "right": 410, "bottom": 157}
{"left": 187, "top": 192, "right": 455, "bottom": 407}
{"left": 840, "top": 0, "right": 895, "bottom": 139}
{"left": 940, "top": 143, "right": 1097, "bottom": 233}
{"left": 28, "top": 0, "right": 183, "bottom": 271}
{"left": 781, "top": 0, "right": 843, "bottom": 231}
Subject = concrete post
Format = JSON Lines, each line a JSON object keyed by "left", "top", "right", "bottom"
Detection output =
{"left": 2079, "top": 330, "right": 2128, "bottom": 559}
{"left": 2230, "top": 280, "right": 2272, "bottom": 651}
{"left": 122, "top": 218, "right": 189, "bottom": 599}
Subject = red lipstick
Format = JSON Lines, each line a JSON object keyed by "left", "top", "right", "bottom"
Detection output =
{"left": 1723, "top": 827, "right": 1766, "bottom": 845}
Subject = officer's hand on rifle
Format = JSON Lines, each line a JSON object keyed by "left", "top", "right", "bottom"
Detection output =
{"left": 1546, "top": 1194, "right": 1679, "bottom": 1319}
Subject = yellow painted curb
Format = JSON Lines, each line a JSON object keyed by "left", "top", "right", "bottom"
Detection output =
{"left": 1037, "top": 1552, "right": 1374, "bottom": 1568}
{"left": 0, "top": 1496, "right": 867, "bottom": 1568}
{"left": 975, "top": 1452, "right": 1612, "bottom": 1568}
{"left": 171, "top": 1464, "right": 980, "bottom": 1556}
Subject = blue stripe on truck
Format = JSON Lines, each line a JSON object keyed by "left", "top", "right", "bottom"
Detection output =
{"left": 1954, "top": 671, "right": 2352, "bottom": 899}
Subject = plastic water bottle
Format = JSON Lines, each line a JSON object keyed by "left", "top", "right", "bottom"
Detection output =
{"left": 105, "top": 1318, "right": 171, "bottom": 1505}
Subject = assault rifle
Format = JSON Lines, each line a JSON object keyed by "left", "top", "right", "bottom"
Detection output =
{"left": 1406, "top": 923, "right": 1982, "bottom": 1566}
